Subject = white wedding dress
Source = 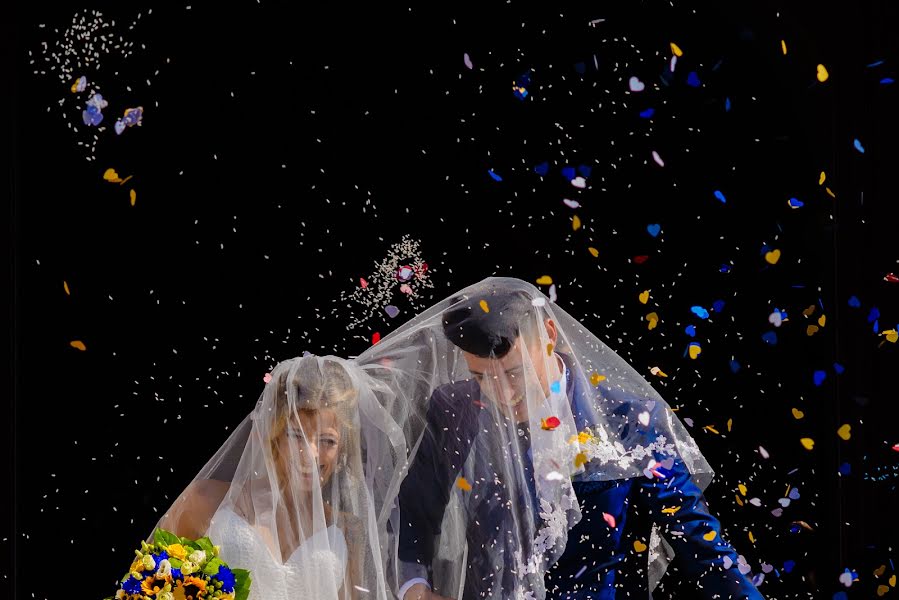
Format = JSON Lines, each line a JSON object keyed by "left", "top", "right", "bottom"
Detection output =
{"left": 207, "top": 506, "right": 348, "bottom": 600}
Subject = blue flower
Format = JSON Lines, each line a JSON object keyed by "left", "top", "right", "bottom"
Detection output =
{"left": 152, "top": 550, "right": 169, "bottom": 564}
{"left": 170, "top": 567, "right": 183, "bottom": 581}
{"left": 215, "top": 565, "right": 236, "bottom": 593}
{"left": 122, "top": 575, "right": 142, "bottom": 594}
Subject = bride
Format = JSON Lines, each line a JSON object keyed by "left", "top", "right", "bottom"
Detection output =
{"left": 155, "top": 355, "right": 408, "bottom": 600}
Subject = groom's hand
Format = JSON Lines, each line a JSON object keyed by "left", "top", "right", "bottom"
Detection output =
{"left": 403, "top": 583, "right": 454, "bottom": 600}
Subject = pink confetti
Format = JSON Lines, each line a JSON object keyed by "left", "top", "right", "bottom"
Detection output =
{"left": 602, "top": 512, "right": 617, "bottom": 528}
{"left": 652, "top": 150, "right": 665, "bottom": 167}
{"left": 263, "top": 372, "right": 272, "bottom": 383}
{"left": 463, "top": 53, "right": 473, "bottom": 70}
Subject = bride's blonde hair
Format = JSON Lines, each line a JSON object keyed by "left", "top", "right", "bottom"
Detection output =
{"left": 268, "top": 356, "right": 361, "bottom": 481}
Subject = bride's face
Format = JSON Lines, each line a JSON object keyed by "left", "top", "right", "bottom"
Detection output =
{"left": 280, "top": 409, "right": 342, "bottom": 492}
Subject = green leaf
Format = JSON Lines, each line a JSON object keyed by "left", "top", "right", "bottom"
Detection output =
{"left": 168, "top": 557, "right": 183, "bottom": 569}
{"left": 153, "top": 528, "right": 181, "bottom": 547}
{"left": 203, "top": 557, "right": 225, "bottom": 577}
{"left": 194, "top": 536, "right": 215, "bottom": 555}
{"left": 232, "top": 569, "right": 252, "bottom": 600}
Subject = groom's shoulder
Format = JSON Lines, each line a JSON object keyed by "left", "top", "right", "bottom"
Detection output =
{"left": 426, "top": 379, "right": 482, "bottom": 424}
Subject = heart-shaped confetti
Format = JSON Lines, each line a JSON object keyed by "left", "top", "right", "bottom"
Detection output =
{"left": 792, "top": 408, "right": 805, "bottom": 419}
{"left": 814, "top": 370, "right": 827, "bottom": 386}
{"left": 638, "top": 411, "right": 650, "bottom": 427}
{"left": 807, "top": 325, "right": 820, "bottom": 336}
{"left": 628, "top": 76, "right": 645, "bottom": 92}
{"left": 647, "top": 224, "right": 661, "bottom": 237}
{"left": 687, "top": 71, "right": 701, "bottom": 87}
{"left": 103, "top": 168, "right": 122, "bottom": 183}
{"left": 688, "top": 343, "right": 702, "bottom": 359}
{"left": 722, "top": 556, "right": 733, "bottom": 569}
{"left": 541, "top": 416, "right": 562, "bottom": 430}
{"left": 633, "top": 540, "right": 647, "bottom": 552}
{"left": 263, "top": 372, "right": 272, "bottom": 383}
{"left": 646, "top": 312, "right": 659, "bottom": 330}
{"left": 789, "top": 487, "right": 800, "bottom": 500}
{"left": 839, "top": 571, "right": 854, "bottom": 587}
{"left": 563, "top": 198, "right": 580, "bottom": 209}
{"left": 817, "top": 64, "right": 829, "bottom": 83}
{"left": 837, "top": 424, "right": 852, "bottom": 440}
{"left": 536, "top": 276, "right": 553, "bottom": 285}
{"left": 360, "top": 278, "right": 369, "bottom": 289}
{"left": 771, "top": 508, "right": 784, "bottom": 517}
{"left": 800, "top": 437, "right": 815, "bottom": 450}
{"left": 571, "top": 176, "right": 587, "bottom": 188}
{"left": 749, "top": 497, "right": 762, "bottom": 507}
{"left": 639, "top": 290, "right": 650, "bottom": 304}
{"left": 765, "top": 249, "right": 782, "bottom": 264}
{"left": 372, "top": 332, "right": 381, "bottom": 345}
{"left": 769, "top": 311, "right": 783, "bottom": 327}
{"left": 788, "top": 197, "right": 804, "bottom": 209}
{"left": 779, "top": 497, "right": 791, "bottom": 508}
{"left": 702, "top": 531, "right": 717, "bottom": 541}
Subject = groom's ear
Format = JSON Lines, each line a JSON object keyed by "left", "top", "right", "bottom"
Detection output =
{"left": 544, "top": 318, "right": 558, "bottom": 345}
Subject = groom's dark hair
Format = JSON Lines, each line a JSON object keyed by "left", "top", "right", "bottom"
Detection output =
{"left": 442, "top": 284, "right": 536, "bottom": 359}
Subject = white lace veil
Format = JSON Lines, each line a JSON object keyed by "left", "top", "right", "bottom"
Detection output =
{"left": 356, "top": 277, "right": 714, "bottom": 599}
{"left": 153, "top": 355, "right": 408, "bottom": 599}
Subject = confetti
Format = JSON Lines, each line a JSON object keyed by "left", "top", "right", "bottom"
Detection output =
{"left": 63, "top": 281, "right": 70, "bottom": 295}
{"left": 638, "top": 290, "right": 650, "bottom": 304}
{"left": 572, "top": 215, "right": 582, "bottom": 230}
{"left": 463, "top": 53, "right": 473, "bottom": 70}
{"left": 587, "top": 247, "right": 599, "bottom": 258}
{"left": 535, "top": 275, "right": 553, "bottom": 285}
{"left": 837, "top": 424, "right": 852, "bottom": 440}
{"left": 70, "top": 340, "right": 87, "bottom": 351}
{"left": 541, "top": 416, "right": 562, "bottom": 430}
{"left": 602, "top": 512, "right": 617, "bottom": 527}
{"left": 765, "top": 249, "right": 782, "bottom": 264}
{"left": 781, "top": 40, "right": 788, "bottom": 55}
{"left": 817, "top": 64, "right": 830, "bottom": 82}
{"left": 800, "top": 438, "right": 815, "bottom": 450}
{"left": 456, "top": 477, "right": 472, "bottom": 492}
{"left": 670, "top": 42, "right": 683, "bottom": 57}
{"left": 628, "top": 76, "right": 645, "bottom": 92}
{"left": 590, "top": 373, "right": 606, "bottom": 386}
{"left": 651, "top": 150, "right": 665, "bottom": 167}
{"left": 853, "top": 138, "right": 865, "bottom": 153}
{"left": 713, "top": 190, "right": 727, "bottom": 203}
{"left": 646, "top": 223, "right": 661, "bottom": 237}
{"left": 633, "top": 540, "right": 647, "bottom": 552}
{"left": 792, "top": 408, "right": 805, "bottom": 419}
{"left": 646, "top": 312, "right": 660, "bottom": 330}
{"left": 479, "top": 300, "right": 490, "bottom": 313}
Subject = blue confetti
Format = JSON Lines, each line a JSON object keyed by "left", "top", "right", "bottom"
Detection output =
{"left": 729, "top": 359, "right": 741, "bottom": 373}
{"left": 719, "top": 264, "right": 732, "bottom": 273}
{"left": 712, "top": 300, "right": 726, "bottom": 313}
{"left": 577, "top": 165, "right": 592, "bottom": 178}
{"left": 783, "top": 560, "right": 796, "bottom": 573}
{"left": 813, "top": 370, "right": 827, "bottom": 386}
{"left": 833, "top": 592, "right": 848, "bottom": 600}
{"left": 853, "top": 138, "right": 865, "bottom": 153}
{"left": 685, "top": 325, "right": 696, "bottom": 337}
{"left": 867, "top": 60, "right": 885, "bottom": 67}
{"left": 647, "top": 223, "right": 661, "bottom": 237}
{"left": 488, "top": 169, "right": 503, "bottom": 182}
{"left": 788, "top": 197, "right": 804, "bottom": 209}
{"left": 881, "top": 77, "right": 895, "bottom": 85}
{"left": 713, "top": 190, "right": 727, "bottom": 203}
{"left": 686, "top": 71, "right": 701, "bottom": 87}
{"left": 550, "top": 381, "right": 562, "bottom": 394}
{"left": 725, "top": 97, "right": 731, "bottom": 112}
{"left": 561, "top": 166, "right": 576, "bottom": 181}
{"left": 639, "top": 108, "right": 655, "bottom": 119}
{"left": 833, "top": 362, "right": 845, "bottom": 375}
{"left": 868, "top": 307, "right": 881, "bottom": 322}
{"left": 761, "top": 331, "right": 778, "bottom": 345}
{"left": 848, "top": 295, "right": 861, "bottom": 308}
{"left": 534, "top": 162, "right": 549, "bottom": 176}
{"left": 838, "top": 462, "right": 851, "bottom": 476}
{"left": 574, "top": 62, "right": 586, "bottom": 74}
{"left": 691, "top": 306, "right": 710, "bottom": 319}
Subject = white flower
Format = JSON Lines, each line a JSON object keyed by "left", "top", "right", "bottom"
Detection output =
{"left": 188, "top": 550, "right": 207, "bottom": 565}
{"left": 157, "top": 592, "right": 174, "bottom": 600}
{"left": 141, "top": 554, "right": 157, "bottom": 571}
{"left": 155, "top": 559, "right": 172, "bottom": 579}
{"left": 180, "top": 560, "right": 196, "bottom": 575}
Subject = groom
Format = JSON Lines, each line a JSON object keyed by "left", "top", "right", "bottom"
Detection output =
{"left": 397, "top": 282, "right": 764, "bottom": 600}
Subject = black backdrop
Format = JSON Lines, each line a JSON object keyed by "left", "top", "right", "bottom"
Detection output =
{"left": 8, "top": 1, "right": 898, "bottom": 599}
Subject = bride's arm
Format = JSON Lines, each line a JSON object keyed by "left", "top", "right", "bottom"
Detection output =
{"left": 157, "top": 479, "right": 231, "bottom": 539}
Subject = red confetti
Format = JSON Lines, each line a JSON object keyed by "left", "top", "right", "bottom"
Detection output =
{"left": 884, "top": 273, "right": 899, "bottom": 283}
{"left": 541, "top": 416, "right": 562, "bottom": 430}
{"left": 360, "top": 278, "right": 369, "bottom": 289}
{"left": 634, "top": 255, "right": 650, "bottom": 265}
{"left": 372, "top": 332, "right": 381, "bottom": 345}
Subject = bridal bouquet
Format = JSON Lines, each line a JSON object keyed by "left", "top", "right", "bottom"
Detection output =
{"left": 103, "top": 528, "right": 251, "bottom": 600}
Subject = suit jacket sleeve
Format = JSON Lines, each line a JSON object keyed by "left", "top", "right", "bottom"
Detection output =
{"left": 397, "top": 384, "right": 480, "bottom": 576}
{"left": 635, "top": 457, "right": 765, "bottom": 599}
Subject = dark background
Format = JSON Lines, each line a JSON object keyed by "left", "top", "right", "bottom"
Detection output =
{"left": 7, "top": 1, "right": 898, "bottom": 598}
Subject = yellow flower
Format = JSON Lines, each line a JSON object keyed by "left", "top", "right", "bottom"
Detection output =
{"left": 174, "top": 576, "right": 209, "bottom": 600}
{"left": 129, "top": 557, "right": 145, "bottom": 573}
{"left": 577, "top": 431, "right": 593, "bottom": 444}
{"left": 141, "top": 576, "right": 164, "bottom": 595}
{"left": 166, "top": 544, "right": 188, "bottom": 560}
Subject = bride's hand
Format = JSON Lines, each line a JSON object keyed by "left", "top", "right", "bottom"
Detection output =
{"left": 403, "top": 583, "right": 454, "bottom": 600}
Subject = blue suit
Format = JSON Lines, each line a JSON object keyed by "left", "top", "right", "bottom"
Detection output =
{"left": 397, "top": 357, "right": 764, "bottom": 599}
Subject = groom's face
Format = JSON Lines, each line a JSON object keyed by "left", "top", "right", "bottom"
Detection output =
{"left": 463, "top": 318, "right": 559, "bottom": 422}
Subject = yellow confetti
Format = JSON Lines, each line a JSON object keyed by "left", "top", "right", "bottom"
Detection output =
{"left": 792, "top": 408, "right": 805, "bottom": 419}
{"left": 800, "top": 437, "right": 815, "bottom": 450}
{"left": 735, "top": 495, "right": 744, "bottom": 507}
{"left": 589, "top": 372, "right": 606, "bottom": 386}
{"left": 806, "top": 325, "right": 820, "bottom": 336}
{"left": 877, "top": 585, "right": 889, "bottom": 597}
{"left": 765, "top": 249, "right": 781, "bottom": 265}
{"left": 884, "top": 329, "right": 899, "bottom": 343}
{"left": 748, "top": 531, "right": 756, "bottom": 544}
{"left": 638, "top": 290, "right": 650, "bottom": 304}
{"left": 816, "top": 63, "right": 829, "bottom": 82}
{"left": 587, "top": 247, "right": 599, "bottom": 258}
{"left": 825, "top": 186, "right": 836, "bottom": 198}
{"left": 650, "top": 366, "right": 668, "bottom": 378}
{"left": 456, "top": 477, "right": 472, "bottom": 492}
{"left": 837, "top": 424, "right": 852, "bottom": 440}
{"left": 572, "top": 215, "right": 582, "bottom": 231}
{"left": 738, "top": 483, "right": 748, "bottom": 496}
{"left": 703, "top": 531, "right": 717, "bottom": 541}
{"left": 670, "top": 42, "right": 683, "bottom": 57}
{"left": 546, "top": 343, "right": 554, "bottom": 356}
{"left": 574, "top": 452, "right": 588, "bottom": 468}
{"left": 70, "top": 340, "right": 87, "bottom": 351}
{"left": 536, "top": 276, "right": 553, "bottom": 285}
{"left": 661, "top": 506, "right": 681, "bottom": 515}
{"left": 889, "top": 574, "right": 896, "bottom": 587}
{"left": 120, "top": 175, "right": 133, "bottom": 185}
{"left": 103, "top": 168, "right": 122, "bottom": 183}
{"left": 818, "top": 314, "right": 826, "bottom": 327}
{"left": 704, "top": 425, "right": 719, "bottom": 434}
{"left": 130, "top": 189, "right": 137, "bottom": 206}
{"left": 646, "top": 312, "right": 659, "bottom": 330}
{"left": 577, "top": 431, "right": 593, "bottom": 444}
{"left": 873, "top": 565, "right": 886, "bottom": 577}
{"left": 819, "top": 171, "right": 827, "bottom": 185}
{"left": 479, "top": 300, "right": 490, "bottom": 313}
{"left": 688, "top": 344, "right": 702, "bottom": 359}
{"left": 727, "top": 418, "right": 733, "bottom": 432}
{"left": 633, "top": 540, "right": 647, "bottom": 553}
{"left": 63, "top": 281, "right": 70, "bottom": 295}
{"left": 781, "top": 39, "right": 787, "bottom": 55}
{"left": 802, "top": 305, "right": 817, "bottom": 316}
